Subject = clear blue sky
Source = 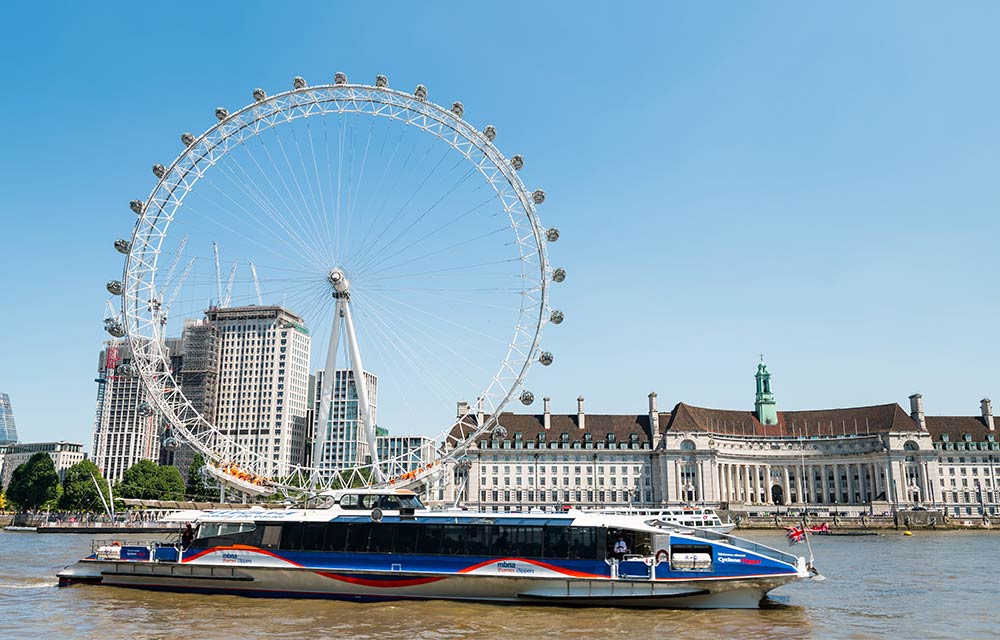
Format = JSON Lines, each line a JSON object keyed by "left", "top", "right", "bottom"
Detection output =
{"left": 2, "top": 2, "right": 999, "bottom": 447}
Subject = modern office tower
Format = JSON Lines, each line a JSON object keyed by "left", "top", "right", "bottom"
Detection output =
{"left": 0, "top": 393, "right": 18, "bottom": 445}
{"left": 376, "top": 434, "right": 435, "bottom": 472}
{"left": 208, "top": 305, "right": 310, "bottom": 478}
{"left": 312, "top": 368, "right": 378, "bottom": 472}
{"left": 92, "top": 341, "right": 166, "bottom": 483}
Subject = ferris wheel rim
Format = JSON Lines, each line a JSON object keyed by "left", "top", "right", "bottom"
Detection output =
{"left": 118, "top": 77, "right": 554, "bottom": 493}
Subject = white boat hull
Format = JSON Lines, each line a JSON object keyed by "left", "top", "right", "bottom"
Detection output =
{"left": 58, "top": 559, "right": 800, "bottom": 609}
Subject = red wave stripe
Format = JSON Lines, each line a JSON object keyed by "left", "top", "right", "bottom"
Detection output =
{"left": 457, "top": 557, "right": 606, "bottom": 579}
{"left": 316, "top": 573, "right": 446, "bottom": 588}
{"left": 181, "top": 545, "right": 303, "bottom": 566}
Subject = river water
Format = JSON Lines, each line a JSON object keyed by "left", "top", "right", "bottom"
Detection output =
{"left": 0, "top": 529, "right": 992, "bottom": 639}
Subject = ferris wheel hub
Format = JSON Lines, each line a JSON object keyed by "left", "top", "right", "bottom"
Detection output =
{"left": 327, "top": 268, "right": 351, "bottom": 297}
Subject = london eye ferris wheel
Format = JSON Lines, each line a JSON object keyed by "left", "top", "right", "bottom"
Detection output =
{"left": 103, "top": 73, "right": 564, "bottom": 496}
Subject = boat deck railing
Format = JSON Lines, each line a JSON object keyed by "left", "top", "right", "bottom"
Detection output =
{"left": 649, "top": 520, "right": 801, "bottom": 567}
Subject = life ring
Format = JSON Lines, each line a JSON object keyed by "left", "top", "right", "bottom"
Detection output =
{"left": 655, "top": 549, "right": 669, "bottom": 564}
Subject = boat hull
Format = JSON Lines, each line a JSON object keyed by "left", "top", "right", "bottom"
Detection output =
{"left": 57, "top": 559, "right": 799, "bottom": 609}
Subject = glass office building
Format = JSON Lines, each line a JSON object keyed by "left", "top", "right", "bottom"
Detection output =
{"left": 0, "top": 393, "right": 18, "bottom": 445}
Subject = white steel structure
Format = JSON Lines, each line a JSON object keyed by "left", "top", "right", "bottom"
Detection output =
{"left": 105, "top": 73, "right": 562, "bottom": 495}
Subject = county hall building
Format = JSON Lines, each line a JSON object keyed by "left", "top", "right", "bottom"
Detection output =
{"left": 444, "top": 361, "right": 998, "bottom": 518}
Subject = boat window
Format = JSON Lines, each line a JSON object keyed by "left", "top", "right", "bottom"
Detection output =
{"left": 543, "top": 526, "right": 570, "bottom": 558}
{"left": 414, "top": 525, "right": 443, "bottom": 555}
{"left": 326, "top": 523, "right": 349, "bottom": 552}
{"left": 369, "top": 522, "right": 396, "bottom": 553}
{"left": 377, "top": 495, "right": 402, "bottom": 510}
{"left": 345, "top": 523, "right": 371, "bottom": 552}
{"left": 303, "top": 523, "right": 327, "bottom": 551}
{"left": 465, "top": 524, "right": 493, "bottom": 556}
{"left": 260, "top": 525, "right": 282, "bottom": 549}
{"left": 395, "top": 523, "right": 418, "bottom": 554}
{"left": 271, "top": 521, "right": 603, "bottom": 559}
{"left": 339, "top": 494, "right": 361, "bottom": 509}
{"left": 570, "top": 527, "right": 600, "bottom": 559}
{"left": 441, "top": 525, "right": 466, "bottom": 555}
{"left": 281, "top": 522, "right": 307, "bottom": 550}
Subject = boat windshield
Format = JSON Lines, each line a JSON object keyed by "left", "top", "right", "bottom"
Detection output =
{"left": 340, "top": 494, "right": 424, "bottom": 510}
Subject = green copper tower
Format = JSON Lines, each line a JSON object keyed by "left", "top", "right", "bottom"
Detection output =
{"left": 755, "top": 357, "right": 778, "bottom": 425}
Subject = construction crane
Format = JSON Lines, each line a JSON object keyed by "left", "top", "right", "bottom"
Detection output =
{"left": 249, "top": 261, "right": 263, "bottom": 305}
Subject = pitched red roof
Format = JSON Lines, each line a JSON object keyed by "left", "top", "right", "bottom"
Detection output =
{"left": 448, "top": 412, "right": 669, "bottom": 443}
{"left": 665, "top": 402, "right": 918, "bottom": 437}
{"left": 925, "top": 416, "right": 999, "bottom": 442}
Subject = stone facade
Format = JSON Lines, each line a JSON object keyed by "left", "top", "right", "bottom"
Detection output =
{"left": 445, "top": 362, "right": 995, "bottom": 516}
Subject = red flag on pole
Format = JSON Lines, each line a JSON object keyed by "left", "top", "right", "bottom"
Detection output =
{"left": 785, "top": 525, "right": 806, "bottom": 545}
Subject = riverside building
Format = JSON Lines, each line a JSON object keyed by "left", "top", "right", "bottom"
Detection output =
{"left": 1, "top": 441, "right": 85, "bottom": 490}
{"left": 447, "top": 361, "right": 998, "bottom": 517}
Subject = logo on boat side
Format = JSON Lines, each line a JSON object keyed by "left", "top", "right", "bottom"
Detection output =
{"left": 221, "top": 552, "right": 251, "bottom": 565}
{"left": 717, "top": 552, "right": 761, "bottom": 566}
{"left": 496, "top": 561, "right": 534, "bottom": 575}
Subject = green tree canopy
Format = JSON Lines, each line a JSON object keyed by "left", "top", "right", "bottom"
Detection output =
{"left": 58, "top": 459, "right": 110, "bottom": 512}
{"left": 6, "top": 452, "right": 61, "bottom": 510}
{"left": 115, "top": 460, "right": 185, "bottom": 500}
{"left": 186, "top": 453, "right": 214, "bottom": 500}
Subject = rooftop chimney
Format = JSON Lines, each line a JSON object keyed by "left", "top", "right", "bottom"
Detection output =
{"left": 577, "top": 395, "right": 586, "bottom": 430}
{"left": 456, "top": 400, "right": 470, "bottom": 419}
{"left": 543, "top": 396, "right": 551, "bottom": 430}
{"left": 648, "top": 392, "right": 661, "bottom": 447}
{"left": 476, "top": 396, "right": 484, "bottom": 428}
{"left": 909, "top": 393, "right": 926, "bottom": 431}
{"left": 982, "top": 398, "right": 994, "bottom": 431}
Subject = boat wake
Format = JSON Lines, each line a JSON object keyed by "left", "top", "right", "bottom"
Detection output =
{"left": 0, "top": 578, "right": 58, "bottom": 591}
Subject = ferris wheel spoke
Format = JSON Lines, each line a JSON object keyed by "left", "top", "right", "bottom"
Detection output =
{"left": 355, "top": 156, "right": 477, "bottom": 273}
{"left": 348, "top": 145, "right": 452, "bottom": 270}
{"left": 205, "top": 158, "right": 329, "bottom": 270}
{"left": 351, "top": 296, "right": 469, "bottom": 411}
{"left": 304, "top": 120, "right": 335, "bottom": 262}
{"left": 228, "top": 136, "right": 329, "bottom": 268}
{"left": 361, "top": 208, "right": 504, "bottom": 280}
{"left": 347, "top": 128, "right": 418, "bottom": 265}
{"left": 255, "top": 135, "right": 334, "bottom": 267}
{"left": 180, "top": 196, "right": 322, "bottom": 274}
{"left": 341, "top": 113, "right": 378, "bottom": 260}
{"left": 355, "top": 290, "right": 503, "bottom": 365}
{"left": 286, "top": 121, "right": 333, "bottom": 265}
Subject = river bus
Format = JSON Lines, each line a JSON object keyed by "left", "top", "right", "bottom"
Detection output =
{"left": 57, "top": 489, "right": 817, "bottom": 608}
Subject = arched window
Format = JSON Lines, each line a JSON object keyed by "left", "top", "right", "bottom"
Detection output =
{"left": 680, "top": 439, "right": 696, "bottom": 451}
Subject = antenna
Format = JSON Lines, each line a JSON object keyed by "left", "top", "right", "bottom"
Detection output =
{"left": 222, "top": 261, "right": 238, "bottom": 307}
{"left": 249, "top": 262, "right": 263, "bottom": 305}
{"left": 213, "top": 241, "right": 222, "bottom": 305}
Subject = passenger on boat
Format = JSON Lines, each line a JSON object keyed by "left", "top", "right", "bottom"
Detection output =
{"left": 181, "top": 523, "right": 194, "bottom": 547}
{"left": 612, "top": 535, "right": 629, "bottom": 560}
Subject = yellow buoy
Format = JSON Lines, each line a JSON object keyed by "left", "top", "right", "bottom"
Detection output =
{"left": 903, "top": 530, "right": 913, "bottom": 536}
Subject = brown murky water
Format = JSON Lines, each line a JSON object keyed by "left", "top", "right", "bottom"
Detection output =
{"left": 1, "top": 529, "right": 992, "bottom": 639}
